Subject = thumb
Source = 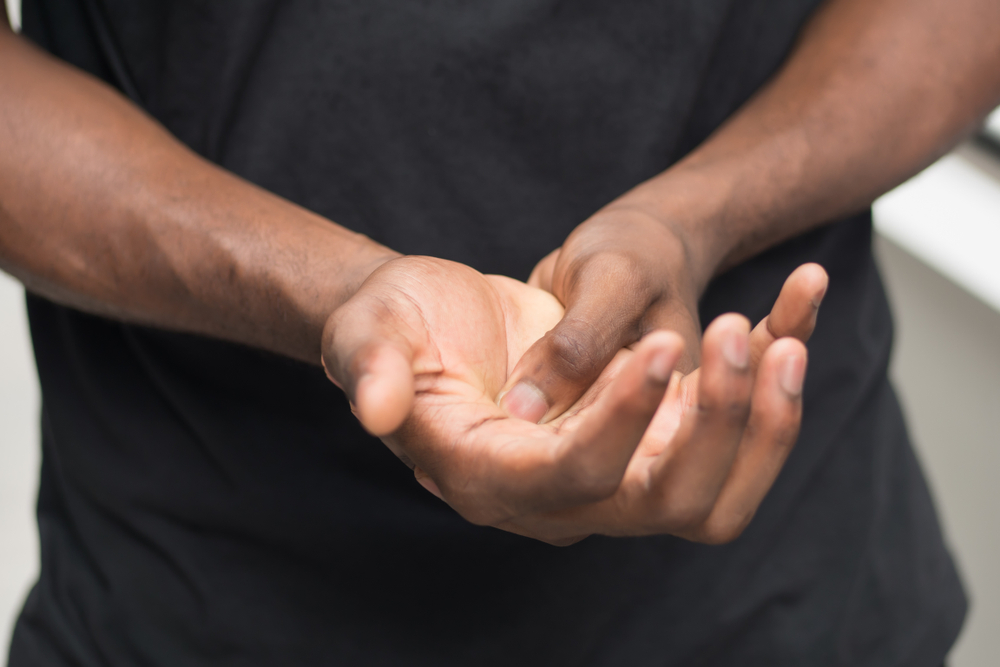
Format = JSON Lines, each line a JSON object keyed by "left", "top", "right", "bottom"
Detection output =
{"left": 321, "top": 306, "right": 416, "bottom": 437}
{"left": 498, "top": 305, "right": 624, "bottom": 424}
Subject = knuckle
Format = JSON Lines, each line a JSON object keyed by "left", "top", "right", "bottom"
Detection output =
{"left": 695, "top": 512, "right": 754, "bottom": 545}
{"left": 581, "top": 476, "right": 621, "bottom": 503}
{"left": 545, "top": 325, "right": 606, "bottom": 381}
{"left": 569, "top": 248, "right": 655, "bottom": 298}
{"left": 773, "top": 420, "right": 802, "bottom": 448}
{"left": 752, "top": 409, "right": 802, "bottom": 449}
{"left": 696, "top": 521, "right": 743, "bottom": 545}
{"left": 568, "top": 474, "right": 621, "bottom": 505}
{"left": 698, "top": 395, "right": 751, "bottom": 428}
{"left": 660, "top": 497, "right": 713, "bottom": 534}
{"left": 566, "top": 252, "right": 661, "bottom": 316}
{"left": 554, "top": 454, "right": 621, "bottom": 503}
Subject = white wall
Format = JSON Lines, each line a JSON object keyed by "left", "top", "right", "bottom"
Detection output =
{"left": 0, "top": 273, "right": 38, "bottom": 661}
{"left": 870, "top": 141, "right": 1000, "bottom": 667}
{"left": 2, "top": 14, "right": 34, "bottom": 662}
{"left": 875, "top": 237, "right": 1000, "bottom": 667}
{"left": 3, "top": 0, "right": 19, "bottom": 30}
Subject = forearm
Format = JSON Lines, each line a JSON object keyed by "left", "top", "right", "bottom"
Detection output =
{"left": 0, "top": 25, "right": 397, "bottom": 364}
{"left": 607, "top": 0, "right": 1000, "bottom": 292}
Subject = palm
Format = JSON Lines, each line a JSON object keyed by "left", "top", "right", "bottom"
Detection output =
{"left": 324, "top": 256, "right": 824, "bottom": 543}
{"left": 325, "top": 256, "right": 673, "bottom": 524}
{"left": 381, "top": 260, "right": 568, "bottom": 485}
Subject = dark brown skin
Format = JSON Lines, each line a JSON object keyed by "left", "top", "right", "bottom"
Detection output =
{"left": 1, "top": 0, "right": 998, "bottom": 544}
{"left": 0, "top": 17, "right": 399, "bottom": 365}
{"left": 499, "top": 0, "right": 1000, "bottom": 424}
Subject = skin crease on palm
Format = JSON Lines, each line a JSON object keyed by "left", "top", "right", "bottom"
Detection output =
{"left": 323, "top": 257, "right": 827, "bottom": 546}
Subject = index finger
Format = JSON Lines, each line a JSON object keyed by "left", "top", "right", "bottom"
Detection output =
{"left": 420, "top": 331, "right": 684, "bottom": 525}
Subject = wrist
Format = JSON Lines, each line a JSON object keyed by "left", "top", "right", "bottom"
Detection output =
{"left": 565, "top": 204, "right": 700, "bottom": 302}
{"left": 286, "top": 223, "right": 401, "bottom": 364}
{"left": 598, "top": 167, "right": 734, "bottom": 295}
{"left": 162, "top": 168, "right": 401, "bottom": 365}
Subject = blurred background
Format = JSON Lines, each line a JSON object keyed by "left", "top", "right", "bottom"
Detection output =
{"left": 1, "top": 1, "right": 998, "bottom": 665}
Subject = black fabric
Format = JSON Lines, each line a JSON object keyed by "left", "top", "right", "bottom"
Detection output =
{"left": 9, "top": 1, "right": 966, "bottom": 665}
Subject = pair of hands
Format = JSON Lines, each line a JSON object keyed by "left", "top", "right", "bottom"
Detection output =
{"left": 321, "top": 213, "right": 827, "bottom": 546}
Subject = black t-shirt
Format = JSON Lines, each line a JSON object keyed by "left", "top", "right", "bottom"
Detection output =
{"left": 9, "top": 1, "right": 966, "bottom": 665}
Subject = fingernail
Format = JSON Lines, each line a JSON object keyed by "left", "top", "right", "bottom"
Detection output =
{"left": 648, "top": 349, "right": 674, "bottom": 383}
{"left": 499, "top": 381, "right": 549, "bottom": 424}
{"left": 415, "top": 469, "right": 444, "bottom": 500}
{"left": 722, "top": 331, "right": 749, "bottom": 370}
{"left": 780, "top": 354, "right": 805, "bottom": 396}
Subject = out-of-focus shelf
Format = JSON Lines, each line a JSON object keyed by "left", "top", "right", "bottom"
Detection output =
{"left": 3, "top": 0, "right": 20, "bottom": 31}
{"left": 984, "top": 107, "right": 1000, "bottom": 143}
{"left": 873, "top": 142, "right": 1000, "bottom": 314}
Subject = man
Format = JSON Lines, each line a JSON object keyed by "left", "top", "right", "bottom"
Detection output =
{"left": 1, "top": 0, "right": 997, "bottom": 664}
